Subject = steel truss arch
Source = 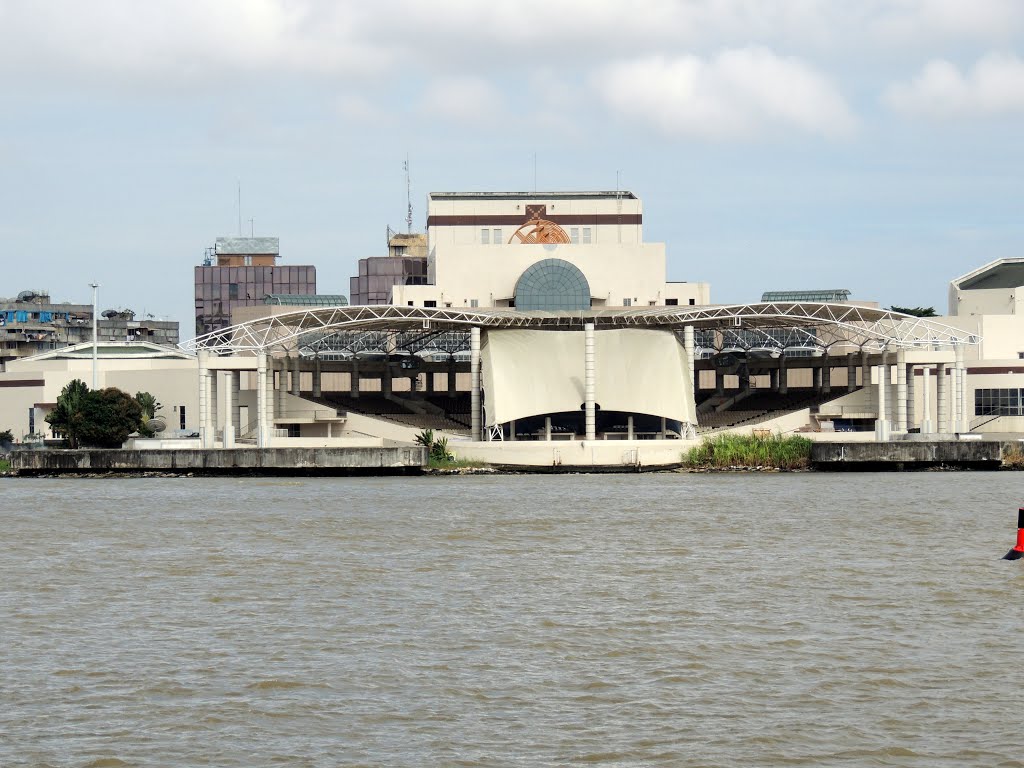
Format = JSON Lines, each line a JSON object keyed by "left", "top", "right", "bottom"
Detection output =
{"left": 180, "top": 302, "right": 981, "bottom": 355}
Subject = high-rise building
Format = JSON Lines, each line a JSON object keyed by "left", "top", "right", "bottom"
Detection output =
{"left": 194, "top": 237, "right": 316, "bottom": 335}
{"left": 349, "top": 232, "right": 428, "bottom": 306}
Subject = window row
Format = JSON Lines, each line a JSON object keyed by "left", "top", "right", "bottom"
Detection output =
{"left": 975, "top": 388, "right": 1024, "bottom": 416}
{"left": 480, "top": 228, "right": 504, "bottom": 245}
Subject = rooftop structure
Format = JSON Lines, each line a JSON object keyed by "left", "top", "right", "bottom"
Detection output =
{"left": 949, "top": 258, "right": 1024, "bottom": 316}
{"left": 761, "top": 289, "right": 851, "bottom": 302}
{"left": 0, "top": 290, "right": 178, "bottom": 369}
{"left": 195, "top": 235, "right": 316, "bottom": 336}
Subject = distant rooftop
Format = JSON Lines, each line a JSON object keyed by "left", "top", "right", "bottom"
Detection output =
{"left": 263, "top": 294, "right": 349, "bottom": 307}
{"left": 428, "top": 191, "right": 638, "bottom": 201}
{"left": 762, "top": 289, "right": 852, "bottom": 302}
{"left": 215, "top": 237, "right": 280, "bottom": 255}
{"left": 953, "top": 258, "right": 1024, "bottom": 290}
{"left": 18, "top": 341, "right": 193, "bottom": 362}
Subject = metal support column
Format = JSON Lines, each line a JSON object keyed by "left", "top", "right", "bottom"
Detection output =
{"left": 584, "top": 322, "right": 596, "bottom": 441}
{"left": 470, "top": 327, "right": 481, "bottom": 441}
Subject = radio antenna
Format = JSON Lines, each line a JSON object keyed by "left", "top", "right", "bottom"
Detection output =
{"left": 404, "top": 155, "right": 413, "bottom": 233}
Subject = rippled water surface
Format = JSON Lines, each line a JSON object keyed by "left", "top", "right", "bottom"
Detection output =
{"left": 3, "top": 473, "right": 1024, "bottom": 767}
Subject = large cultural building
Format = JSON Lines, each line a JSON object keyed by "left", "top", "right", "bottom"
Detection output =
{"left": 350, "top": 191, "right": 709, "bottom": 310}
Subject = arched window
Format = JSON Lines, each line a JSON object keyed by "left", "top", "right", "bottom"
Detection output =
{"left": 513, "top": 259, "right": 591, "bottom": 311}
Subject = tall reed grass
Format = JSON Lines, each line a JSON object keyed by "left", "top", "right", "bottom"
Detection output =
{"left": 684, "top": 433, "right": 812, "bottom": 470}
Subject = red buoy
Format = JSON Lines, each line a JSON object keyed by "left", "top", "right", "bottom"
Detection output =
{"left": 1003, "top": 508, "right": 1024, "bottom": 560}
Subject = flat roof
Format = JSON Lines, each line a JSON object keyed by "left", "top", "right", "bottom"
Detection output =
{"left": 215, "top": 237, "right": 280, "bottom": 255}
{"left": 428, "top": 191, "right": 638, "bottom": 201}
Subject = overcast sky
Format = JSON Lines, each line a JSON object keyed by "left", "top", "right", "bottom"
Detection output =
{"left": 2, "top": 0, "right": 1022, "bottom": 333}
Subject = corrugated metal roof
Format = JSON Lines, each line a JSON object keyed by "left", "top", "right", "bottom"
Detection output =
{"left": 214, "top": 237, "right": 280, "bottom": 255}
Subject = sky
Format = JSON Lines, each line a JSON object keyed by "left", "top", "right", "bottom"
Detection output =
{"left": 1, "top": 0, "right": 1023, "bottom": 335}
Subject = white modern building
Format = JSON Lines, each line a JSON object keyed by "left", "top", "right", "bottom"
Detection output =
{"left": 389, "top": 191, "right": 709, "bottom": 310}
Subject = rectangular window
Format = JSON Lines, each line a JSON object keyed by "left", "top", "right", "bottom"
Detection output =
{"left": 688, "top": 298, "right": 696, "bottom": 305}
{"left": 665, "top": 298, "right": 679, "bottom": 306}
{"left": 570, "top": 227, "right": 579, "bottom": 244}
{"left": 470, "top": 299, "right": 479, "bottom": 308}
{"left": 623, "top": 297, "right": 632, "bottom": 307}
{"left": 228, "top": 283, "right": 239, "bottom": 300}
{"left": 975, "top": 388, "right": 1024, "bottom": 416}
{"left": 493, "top": 228, "right": 502, "bottom": 244}
{"left": 28, "top": 407, "right": 34, "bottom": 435}
{"left": 179, "top": 406, "right": 186, "bottom": 430}
{"left": 582, "top": 228, "right": 592, "bottom": 244}
{"left": 481, "top": 228, "right": 490, "bottom": 245}
{"left": 408, "top": 301, "right": 414, "bottom": 306}
{"left": 424, "top": 300, "right": 437, "bottom": 307}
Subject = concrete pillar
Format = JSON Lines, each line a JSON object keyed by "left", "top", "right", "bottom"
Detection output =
{"left": 447, "top": 358, "right": 457, "bottom": 398}
{"left": 921, "top": 365, "right": 932, "bottom": 434}
{"left": 906, "top": 363, "right": 916, "bottom": 431}
{"left": 770, "top": 368, "right": 779, "bottom": 392}
{"left": 895, "top": 349, "right": 907, "bottom": 432}
{"left": 209, "top": 370, "right": 219, "bottom": 444}
{"left": 545, "top": 416, "right": 551, "bottom": 441}
{"left": 875, "top": 362, "right": 888, "bottom": 441}
{"left": 256, "top": 352, "right": 269, "bottom": 448}
{"left": 627, "top": 415, "right": 634, "bottom": 440}
{"left": 350, "top": 359, "right": 360, "bottom": 399}
{"left": 277, "top": 354, "right": 287, "bottom": 413}
{"left": 715, "top": 370, "right": 725, "bottom": 396}
{"left": 425, "top": 370, "right": 435, "bottom": 394}
{"left": 471, "top": 327, "right": 481, "bottom": 441}
{"left": 847, "top": 352, "right": 857, "bottom": 393}
{"left": 223, "top": 370, "right": 236, "bottom": 448}
{"left": 683, "top": 325, "right": 695, "bottom": 395}
{"left": 950, "top": 351, "right": 961, "bottom": 433}
{"left": 779, "top": 356, "right": 788, "bottom": 395}
{"left": 584, "top": 322, "right": 596, "bottom": 441}
{"left": 509, "top": 419, "right": 516, "bottom": 441}
{"left": 957, "top": 346, "right": 969, "bottom": 432}
{"left": 382, "top": 361, "right": 392, "bottom": 398}
{"left": 312, "top": 355, "right": 322, "bottom": 399}
{"left": 198, "top": 351, "right": 212, "bottom": 449}
{"left": 291, "top": 356, "right": 300, "bottom": 396}
{"left": 822, "top": 356, "right": 831, "bottom": 394}
{"left": 812, "top": 364, "right": 822, "bottom": 393}
{"left": 660, "top": 417, "right": 667, "bottom": 439}
{"left": 936, "top": 363, "right": 948, "bottom": 433}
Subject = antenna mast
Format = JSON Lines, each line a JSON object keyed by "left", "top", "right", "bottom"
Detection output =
{"left": 404, "top": 155, "right": 413, "bottom": 234}
{"left": 237, "top": 181, "right": 242, "bottom": 236}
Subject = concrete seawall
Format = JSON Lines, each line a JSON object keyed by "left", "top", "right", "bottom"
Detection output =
{"left": 11, "top": 447, "right": 427, "bottom": 476}
{"left": 811, "top": 441, "right": 1009, "bottom": 471}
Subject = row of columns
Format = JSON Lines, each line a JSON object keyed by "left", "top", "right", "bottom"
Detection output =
{"left": 873, "top": 348, "right": 969, "bottom": 438}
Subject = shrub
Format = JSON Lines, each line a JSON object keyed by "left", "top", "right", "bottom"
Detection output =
{"left": 685, "top": 433, "right": 812, "bottom": 470}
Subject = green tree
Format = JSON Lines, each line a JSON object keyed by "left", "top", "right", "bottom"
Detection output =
{"left": 76, "top": 388, "right": 143, "bottom": 448}
{"left": 0, "top": 428, "right": 12, "bottom": 446}
{"left": 135, "top": 391, "right": 162, "bottom": 437}
{"left": 889, "top": 305, "right": 937, "bottom": 317}
{"left": 45, "top": 379, "right": 90, "bottom": 448}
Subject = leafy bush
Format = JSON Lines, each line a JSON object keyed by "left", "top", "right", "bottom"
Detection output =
{"left": 685, "top": 433, "right": 812, "bottom": 470}
{"left": 415, "top": 428, "right": 455, "bottom": 465}
{"left": 45, "top": 379, "right": 144, "bottom": 448}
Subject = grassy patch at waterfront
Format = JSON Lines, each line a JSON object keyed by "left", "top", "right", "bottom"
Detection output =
{"left": 428, "top": 456, "right": 488, "bottom": 470}
{"left": 0, "top": 459, "right": 9, "bottom": 472}
{"left": 684, "top": 433, "right": 812, "bottom": 470}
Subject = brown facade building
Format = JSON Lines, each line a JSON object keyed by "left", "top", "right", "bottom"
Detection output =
{"left": 194, "top": 237, "right": 316, "bottom": 335}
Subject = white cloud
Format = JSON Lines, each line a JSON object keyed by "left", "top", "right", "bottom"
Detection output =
{"left": 885, "top": 53, "right": 1024, "bottom": 117}
{"left": 594, "top": 48, "right": 856, "bottom": 140}
{"left": 417, "top": 77, "right": 504, "bottom": 123}
{"left": 870, "top": 0, "right": 1024, "bottom": 44}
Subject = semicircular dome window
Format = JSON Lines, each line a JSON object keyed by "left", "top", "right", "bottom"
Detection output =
{"left": 513, "top": 259, "right": 591, "bottom": 311}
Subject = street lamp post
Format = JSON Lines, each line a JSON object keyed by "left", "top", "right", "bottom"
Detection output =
{"left": 89, "top": 282, "right": 99, "bottom": 389}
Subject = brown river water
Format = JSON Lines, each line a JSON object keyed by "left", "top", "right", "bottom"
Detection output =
{"left": 2, "top": 473, "right": 1024, "bottom": 767}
